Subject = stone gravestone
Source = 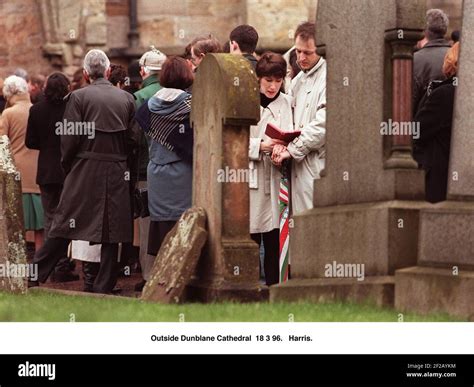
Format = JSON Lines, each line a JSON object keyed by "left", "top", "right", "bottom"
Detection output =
{"left": 187, "top": 53, "right": 267, "bottom": 302}
{"left": 271, "top": 0, "right": 427, "bottom": 306}
{"left": 142, "top": 207, "right": 207, "bottom": 303}
{"left": 395, "top": 0, "right": 474, "bottom": 318}
{"left": 0, "top": 135, "right": 28, "bottom": 293}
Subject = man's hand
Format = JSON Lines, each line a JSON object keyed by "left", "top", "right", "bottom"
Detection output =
{"left": 260, "top": 138, "right": 286, "bottom": 153}
{"left": 271, "top": 145, "right": 291, "bottom": 166}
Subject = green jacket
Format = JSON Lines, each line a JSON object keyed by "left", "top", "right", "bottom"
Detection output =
{"left": 134, "top": 74, "right": 161, "bottom": 108}
{"left": 134, "top": 75, "right": 162, "bottom": 181}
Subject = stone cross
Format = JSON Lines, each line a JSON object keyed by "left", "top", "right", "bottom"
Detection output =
{"left": 188, "top": 54, "right": 267, "bottom": 301}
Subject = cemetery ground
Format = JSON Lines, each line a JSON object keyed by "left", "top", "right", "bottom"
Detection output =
{"left": 0, "top": 290, "right": 463, "bottom": 322}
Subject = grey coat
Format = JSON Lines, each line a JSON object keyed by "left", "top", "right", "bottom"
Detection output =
{"left": 49, "top": 78, "right": 138, "bottom": 243}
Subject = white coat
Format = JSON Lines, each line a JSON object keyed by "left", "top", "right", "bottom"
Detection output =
{"left": 249, "top": 92, "right": 293, "bottom": 234}
{"left": 288, "top": 57, "right": 327, "bottom": 214}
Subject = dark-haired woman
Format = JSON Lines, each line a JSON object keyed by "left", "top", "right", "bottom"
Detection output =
{"left": 249, "top": 52, "right": 293, "bottom": 286}
{"left": 25, "top": 72, "right": 78, "bottom": 282}
{"left": 135, "top": 56, "right": 194, "bottom": 262}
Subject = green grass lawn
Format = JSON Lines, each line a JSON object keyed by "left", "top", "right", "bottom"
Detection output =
{"left": 0, "top": 290, "right": 463, "bottom": 322}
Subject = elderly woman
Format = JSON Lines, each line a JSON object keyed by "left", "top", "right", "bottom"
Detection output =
{"left": 0, "top": 75, "right": 44, "bottom": 251}
{"left": 135, "top": 56, "right": 194, "bottom": 271}
{"left": 414, "top": 42, "right": 459, "bottom": 203}
{"left": 248, "top": 52, "right": 293, "bottom": 286}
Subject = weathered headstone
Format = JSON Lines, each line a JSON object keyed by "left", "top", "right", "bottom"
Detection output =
{"left": 188, "top": 53, "right": 267, "bottom": 302}
{"left": 395, "top": 0, "right": 474, "bottom": 318}
{"left": 0, "top": 135, "right": 28, "bottom": 293}
{"left": 141, "top": 207, "right": 207, "bottom": 303}
{"left": 271, "top": 0, "right": 427, "bottom": 306}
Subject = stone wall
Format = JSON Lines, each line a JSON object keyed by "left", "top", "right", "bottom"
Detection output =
{"left": 0, "top": 0, "right": 52, "bottom": 78}
{"left": 0, "top": 0, "right": 463, "bottom": 85}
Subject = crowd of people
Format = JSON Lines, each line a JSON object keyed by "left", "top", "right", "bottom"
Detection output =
{"left": 0, "top": 10, "right": 461, "bottom": 293}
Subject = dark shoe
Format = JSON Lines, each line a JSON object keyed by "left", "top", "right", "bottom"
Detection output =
{"left": 82, "top": 262, "right": 99, "bottom": 290}
{"left": 28, "top": 280, "right": 39, "bottom": 288}
{"left": 134, "top": 279, "right": 146, "bottom": 292}
{"left": 50, "top": 270, "right": 80, "bottom": 283}
{"left": 111, "top": 287, "right": 122, "bottom": 295}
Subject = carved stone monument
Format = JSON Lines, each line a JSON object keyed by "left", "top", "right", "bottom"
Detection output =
{"left": 395, "top": 0, "right": 474, "bottom": 319}
{"left": 187, "top": 54, "right": 267, "bottom": 302}
{"left": 271, "top": 0, "right": 427, "bottom": 306}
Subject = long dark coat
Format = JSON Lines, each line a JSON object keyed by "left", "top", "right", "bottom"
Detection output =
{"left": 414, "top": 77, "right": 455, "bottom": 203}
{"left": 25, "top": 98, "right": 66, "bottom": 185}
{"left": 49, "top": 78, "right": 138, "bottom": 243}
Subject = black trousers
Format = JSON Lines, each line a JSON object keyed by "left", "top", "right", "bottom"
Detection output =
{"left": 251, "top": 228, "right": 280, "bottom": 286}
{"left": 39, "top": 184, "right": 72, "bottom": 273}
{"left": 147, "top": 220, "right": 176, "bottom": 256}
{"left": 33, "top": 238, "right": 119, "bottom": 294}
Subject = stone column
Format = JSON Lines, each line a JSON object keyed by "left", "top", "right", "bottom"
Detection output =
{"left": 0, "top": 136, "right": 27, "bottom": 293}
{"left": 395, "top": 0, "right": 474, "bottom": 318}
{"left": 384, "top": 29, "right": 419, "bottom": 169}
{"left": 271, "top": 0, "right": 427, "bottom": 307}
{"left": 187, "top": 54, "right": 267, "bottom": 302}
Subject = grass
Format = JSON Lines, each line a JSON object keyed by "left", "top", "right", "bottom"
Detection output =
{"left": 0, "top": 290, "right": 463, "bottom": 322}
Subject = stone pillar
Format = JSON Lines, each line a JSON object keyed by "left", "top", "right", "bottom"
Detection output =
{"left": 187, "top": 54, "right": 267, "bottom": 302}
{"left": 395, "top": 0, "right": 474, "bottom": 318}
{"left": 271, "top": 0, "right": 427, "bottom": 307}
{"left": 384, "top": 28, "right": 419, "bottom": 169}
{"left": 0, "top": 136, "right": 27, "bottom": 293}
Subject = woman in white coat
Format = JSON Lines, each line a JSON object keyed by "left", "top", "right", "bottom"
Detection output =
{"left": 249, "top": 52, "right": 293, "bottom": 286}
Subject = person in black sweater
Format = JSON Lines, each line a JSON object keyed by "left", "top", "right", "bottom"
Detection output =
{"left": 25, "top": 72, "right": 79, "bottom": 282}
{"left": 414, "top": 42, "right": 459, "bottom": 203}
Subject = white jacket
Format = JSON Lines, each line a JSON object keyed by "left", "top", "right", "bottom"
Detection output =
{"left": 288, "top": 57, "right": 327, "bottom": 214}
{"left": 249, "top": 93, "right": 293, "bottom": 234}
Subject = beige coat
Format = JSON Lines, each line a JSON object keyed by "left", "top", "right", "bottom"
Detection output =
{"left": 0, "top": 93, "right": 39, "bottom": 193}
{"left": 288, "top": 57, "right": 327, "bottom": 214}
{"left": 249, "top": 92, "right": 293, "bottom": 234}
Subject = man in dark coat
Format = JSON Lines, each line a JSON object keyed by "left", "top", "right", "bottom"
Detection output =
{"left": 413, "top": 9, "right": 451, "bottom": 115}
{"left": 31, "top": 49, "right": 138, "bottom": 293}
{"left": 414, "top": 41, "right": 459, "bottom": 204}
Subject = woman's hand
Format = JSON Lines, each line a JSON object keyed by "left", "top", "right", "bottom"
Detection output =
{"left": 260, "top": 138, "right": 286, "bottom": 153}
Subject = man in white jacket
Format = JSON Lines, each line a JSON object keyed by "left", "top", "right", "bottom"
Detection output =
{"left": 273, "top": 22, "right": 327, "bottom": 214}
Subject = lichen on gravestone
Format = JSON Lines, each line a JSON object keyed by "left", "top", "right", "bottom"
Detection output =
{"left": 141, "top": 207, "right": 208, "bottom": 303}
{"left": 0, "top": 135, "right": 27, "bottom": 293}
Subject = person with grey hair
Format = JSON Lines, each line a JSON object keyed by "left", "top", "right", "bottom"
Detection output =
{"left": 0, "top": 75, "right": 45, "bottom": 253}
{"left": 413, "top": 9, "right": 451, "bottom": 115}
{"left": 31, "top": 49, "right": 139, "bottom": 294}
{"left": 14, "top": 68, "right": 29, "bottom": 81}
{"left": 412, "top": 9, "right": 452, "bottom": 165}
